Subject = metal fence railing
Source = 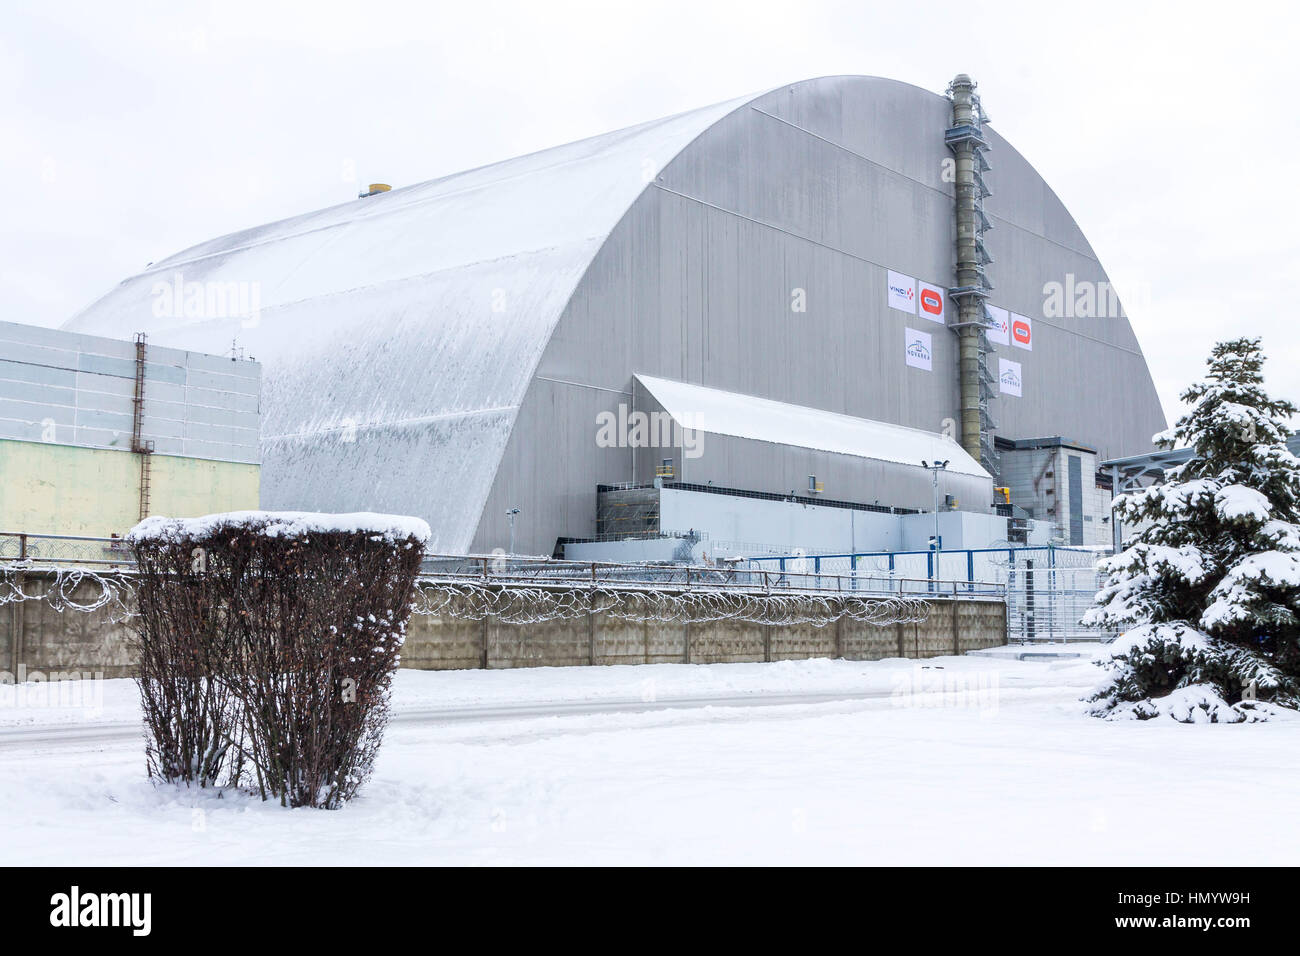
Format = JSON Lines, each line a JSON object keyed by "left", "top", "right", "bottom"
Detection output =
{"left": 1005, "top": 566, "right": 1111, "bottom": 643}
{"left": 0, "top": 536, "right": 1004, "bottom": 602}
{"left": 743, "top": 546, "right": 1115, "bottom": 640}
{"left": 745, "top": 545, "right": 1104, "bottom": 588}
{"left": 1, "top": 530, "right": 1120, "bottom": 635}
{"left": 420, "top": 553, "right": 1005, "bottom": 599}
{"left": 0, "top": 532, "right": 135, "bottom": 567}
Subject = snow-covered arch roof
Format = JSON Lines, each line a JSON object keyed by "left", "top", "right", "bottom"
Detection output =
{"left": 64, "top": 75, "right": 1164, "bottom": 554}
{"left": 63, "top": 89, "right": 766, "bottom": 551}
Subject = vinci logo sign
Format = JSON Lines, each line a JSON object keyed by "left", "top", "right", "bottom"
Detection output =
{"left": 904, "top": 328, "right": 932, "bottom": 371}
{"left": 984, "top": 305, "right": 1010, "bottom": 346}
{"left": 999, "top": 358, "right": 1022, "bottom": 397}
{"left": 917, "top": 281, "right": 945, "bottom": 324}
{"left": 1010, "top": 313, "right": 1032, "bottom": 351}
{"left": 887, "top": 271, "right": 916, "bottom": 314}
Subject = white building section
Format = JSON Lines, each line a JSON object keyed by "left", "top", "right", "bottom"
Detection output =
{"left": 634, "top": 375, "right": 987, "bottom": 478}
{"left": 566, "top": 483, "right": 1036, "bottom": 563}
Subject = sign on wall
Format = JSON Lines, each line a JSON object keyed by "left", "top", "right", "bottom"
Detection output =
{"left": 887, "top": 271, "right": 916, "bottom": 313}
{"left": 917, "top": 281, "right": 945, "bottom": 324}
{"left": 984, "top": 305, "right": 1010, "bottom": 346}
{"left": 1011, "top": 313, "right": 1033, "bottom": 351}
{"left": 905, "top": 328, "right": 932, "bottom": 371}
{"left": 999, "top": 357, "right": 1022, "bottom": 397}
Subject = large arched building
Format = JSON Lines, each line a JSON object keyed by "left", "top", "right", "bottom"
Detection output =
{"left": 66, "top": 75, "right": 1165, "bottom": 556}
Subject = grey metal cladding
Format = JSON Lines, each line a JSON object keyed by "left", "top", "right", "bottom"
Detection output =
{"left": 139, "top": 415, "right": 185, "bottom": 440}
{"left": 73, "top": 407, "right": 136, "bottom": 435}
{"left": 0, "top": 340, "right": 78, "bottom": 370}
{"left": 180, "top": 401, "right": 259, "bottom": 431}
{"left": 0, "top": 418, "right": 53, "bottom": 442}
{"left": 140, "top": 380, "right": 187, "bottom": 406}
{"left": 474, "top": 76, "right": 1165, "bottom": 555}
{"left": 183, "top": 349, "right": 262, "bottom": 381}
{"left": 184, "top": 385, "right": 260, "bottom": 413}
{"left": 0, "top": 358, "right": 77, "bottom": 389}
{"left": 69, "top": 426, "right": 132, "bottom": 450}
{"left": 0, "top": 378, "right": 75, "bottom": 408}
{"left": 0, "top": 396, "right": 76, "bottom": 427}
{"left": 74, "top": 352, "right": 134, "bottom": 379}
{"left": 0, "top": 319, "right": 260, "bottom": 461}
{"left": 181, "top": 418, "right": 258, "bottom": 447}
{"left": 74, "top": 370, "right": 136, "bottom": 399}
{"left": 183, "top": 366, "right": 253, "bottom": 393}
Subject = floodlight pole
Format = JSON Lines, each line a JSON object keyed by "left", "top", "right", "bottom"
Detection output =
{"left": 506, "top": 508, "right": 520, "bottom": 555}
{"left": 921, "top": 460, "right": 949, "bottom": 578}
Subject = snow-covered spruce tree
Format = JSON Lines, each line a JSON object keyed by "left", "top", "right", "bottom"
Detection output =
{"left": 1084, "top": 337, "right": 1300, "bottom": 721}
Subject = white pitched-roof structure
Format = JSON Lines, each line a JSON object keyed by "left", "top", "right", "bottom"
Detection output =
{"left": 635, "top": 374, "right": 987, "bottom": 477}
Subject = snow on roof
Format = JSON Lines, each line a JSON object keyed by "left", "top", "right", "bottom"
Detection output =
{"left": 128, "top": 511, "right": 431, "bottom": 545}
{"left": 66, "top": 93, "right": 761, "bottom": 552}
{"left": 635, "top": 374, "right": 989, "bottom": 479}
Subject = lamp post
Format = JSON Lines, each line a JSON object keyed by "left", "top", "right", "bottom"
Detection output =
{"left": 505, "top": 508, "right": 520, "bottom": 555}
{"left": 921, "top": 459, "right": 949, "bottom": 578}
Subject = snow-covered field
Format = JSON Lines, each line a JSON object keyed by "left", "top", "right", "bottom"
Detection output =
{"left": 3, "top": 648, "right": 1298, "bottom": 866}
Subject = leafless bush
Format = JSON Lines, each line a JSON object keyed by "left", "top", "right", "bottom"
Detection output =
{"left": 130, "top": 515, "right": 425, "bottom": 808}
{"left": 132, "top": 543, "right": 240, "bottom": 787}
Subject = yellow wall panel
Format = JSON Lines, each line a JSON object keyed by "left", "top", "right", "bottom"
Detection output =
{"left": 0, "top": 439, "right": 259, "bottom": 537}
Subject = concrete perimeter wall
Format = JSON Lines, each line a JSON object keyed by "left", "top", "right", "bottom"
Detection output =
{"left": 373, "top": 588, "right": 1006, "bottom": 670}
{"left": 3, "top": 571, "right": 138, "bottom": 679}
{"left": 3, "top": 572, "right": 1006, "bottom": 679}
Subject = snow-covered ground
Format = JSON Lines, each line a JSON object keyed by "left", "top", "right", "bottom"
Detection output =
{"left": 3, "top": 650, "right": 1298, "bottom": 865}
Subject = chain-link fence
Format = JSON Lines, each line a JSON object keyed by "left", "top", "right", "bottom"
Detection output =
{"left": 0, "top": 532, "right": 135, "bottom": 567}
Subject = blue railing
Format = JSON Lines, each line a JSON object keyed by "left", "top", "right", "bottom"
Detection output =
{"left": 745, "top": 545, "right": 1103, "bottom": 593}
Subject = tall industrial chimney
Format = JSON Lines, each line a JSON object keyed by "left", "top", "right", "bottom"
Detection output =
{"left": 945, "top": 74, "right": 998, "bottom": 476}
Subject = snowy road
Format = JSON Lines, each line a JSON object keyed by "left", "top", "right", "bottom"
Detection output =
{"left": 3, "top": 650, "right": 1299, "bottom": 866}
{"left": 0, "top": 686, "right": 979, "bottom": 752}
{"left": 0, "top": 683, "right": 1081, "bottom": 753}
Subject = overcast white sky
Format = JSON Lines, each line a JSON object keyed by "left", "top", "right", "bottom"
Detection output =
{"left": 2, "top": 0, "right": 1296, "bottom": 426}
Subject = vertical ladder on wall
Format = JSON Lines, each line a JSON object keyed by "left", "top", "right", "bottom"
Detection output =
{"left": 131, "top": 333, "right": 154, "bottom": 521}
